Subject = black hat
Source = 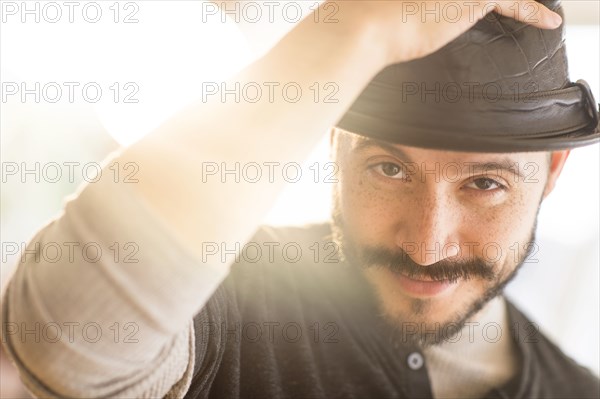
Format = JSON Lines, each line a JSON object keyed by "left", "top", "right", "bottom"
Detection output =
{"left": 336, "top": 0, "right": 600, "bottom": 152}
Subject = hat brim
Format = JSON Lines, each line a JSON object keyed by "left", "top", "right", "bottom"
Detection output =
{"left": 336, "top": 80, "right": 600, "bottom": 153}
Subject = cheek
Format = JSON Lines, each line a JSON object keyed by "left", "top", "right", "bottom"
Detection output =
{"left": 338, "top": 166, "right": 406, "bottom": 239}
{"left": 464, "top": 189, "right": 542, "bottom": 268}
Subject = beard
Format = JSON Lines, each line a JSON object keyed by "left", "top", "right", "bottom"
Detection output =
{"left": 329, "top": 188, "right": 538, "bottom": 348}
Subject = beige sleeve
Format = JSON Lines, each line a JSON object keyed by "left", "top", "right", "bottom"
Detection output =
{"left": 0, "top": 173, "right": 229, "bottom": 398}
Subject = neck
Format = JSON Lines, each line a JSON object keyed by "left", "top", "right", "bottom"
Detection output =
{"left": 423, "top": 295, "right": 519, "bottom": 399}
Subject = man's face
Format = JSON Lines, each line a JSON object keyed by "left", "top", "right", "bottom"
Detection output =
{"left": 330, "top": 129, "right": 558, "bottom": 347}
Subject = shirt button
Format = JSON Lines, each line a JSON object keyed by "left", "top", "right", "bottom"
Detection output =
{"left": 407, "top": 352, "right": 424, "bottom": 370}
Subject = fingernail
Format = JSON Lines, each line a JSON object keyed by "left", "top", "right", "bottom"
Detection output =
{"left": 552, "top": 13, "right": 563, "bottom": 28}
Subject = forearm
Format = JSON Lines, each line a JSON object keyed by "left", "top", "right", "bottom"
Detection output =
{"left": 119, "top": 3, "right": 388, "bottom": 258}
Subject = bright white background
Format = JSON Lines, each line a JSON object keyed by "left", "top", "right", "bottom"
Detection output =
{"left": 1, "top": 2, "right": 598, "bottom": 396}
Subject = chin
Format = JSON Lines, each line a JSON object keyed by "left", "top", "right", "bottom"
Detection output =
{"left": 369, "top": 271, "right": 493, "bottom": 347}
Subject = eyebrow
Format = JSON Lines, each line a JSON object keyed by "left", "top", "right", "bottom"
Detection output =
{"left": 352, "top": 140, "right": 525, "bottom": 178}
{"left": 465, "top": 161, "right": 524, "bottom": 179}
{"left": 353, "top": 139, "right": 412, "bottom": 162}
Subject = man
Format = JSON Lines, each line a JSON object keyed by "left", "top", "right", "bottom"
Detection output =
{"left": 1, "top": 1, "right": 599, "bottom": 398}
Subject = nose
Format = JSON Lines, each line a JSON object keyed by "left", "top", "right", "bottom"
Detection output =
{"left": 396, "top": 193, "right": 460, "bottom": 266}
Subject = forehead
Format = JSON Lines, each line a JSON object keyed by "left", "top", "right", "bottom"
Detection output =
{"left": 335, "top": 129, "right": 544, "bottom": 165}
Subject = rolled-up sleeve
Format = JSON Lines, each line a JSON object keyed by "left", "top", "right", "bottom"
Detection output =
{"left": 1, "top": 173, "right": 229, "bottom": 398}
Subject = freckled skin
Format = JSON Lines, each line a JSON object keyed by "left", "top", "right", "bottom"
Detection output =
{"left": 329, "top": 128, "right": 569, "bottom": 342}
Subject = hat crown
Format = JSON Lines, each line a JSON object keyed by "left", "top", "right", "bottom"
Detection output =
{"left": 377, "top": 0, "right": 569, "bottom": 94}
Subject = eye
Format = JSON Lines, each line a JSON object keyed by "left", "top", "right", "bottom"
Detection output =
{"left": 465, "top": 177, "right": 505, "bottom": 191}
{"left": 372, "top": 162, "right": 408, "bottom": 180}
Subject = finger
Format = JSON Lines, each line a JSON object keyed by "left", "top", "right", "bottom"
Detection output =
{"left": 492, "top": 0, "right": 563, "bottom": 29}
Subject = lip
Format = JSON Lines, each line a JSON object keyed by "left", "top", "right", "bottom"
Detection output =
{"left": 392, "top": 272, "right": 457, "bottom": 298}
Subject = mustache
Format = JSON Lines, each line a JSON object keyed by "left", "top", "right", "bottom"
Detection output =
{"left": 355, "top": 246, "right": 497, "bottom": 283}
